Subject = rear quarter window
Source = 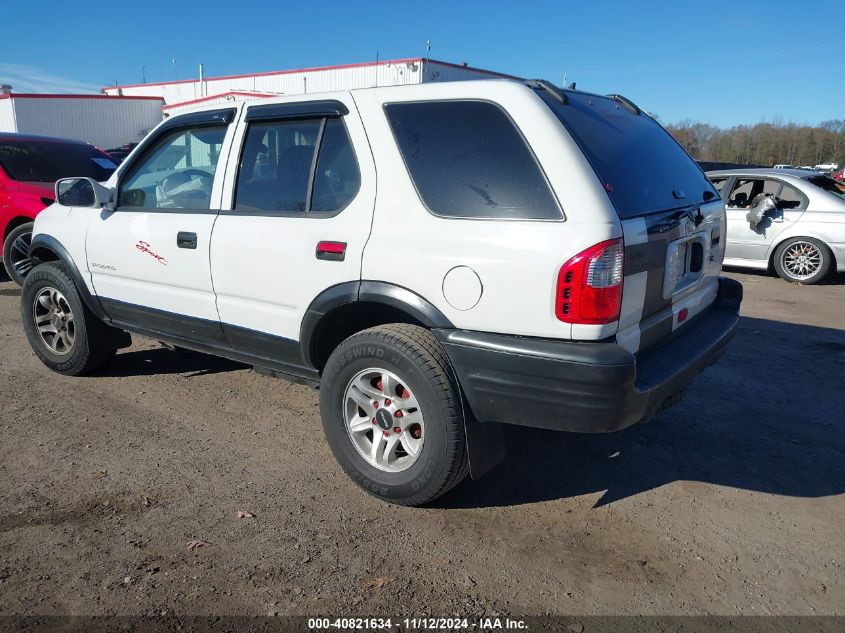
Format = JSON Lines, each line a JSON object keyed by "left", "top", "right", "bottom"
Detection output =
{"left": 384, "top": 100, "right": 562, "bottom": 220}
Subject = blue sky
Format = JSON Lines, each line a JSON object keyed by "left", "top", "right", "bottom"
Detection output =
{"left": 2, "top": 0, "right": 841, "bottom": 128}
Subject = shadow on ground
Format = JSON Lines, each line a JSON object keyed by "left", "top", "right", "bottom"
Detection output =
{"left": 44, "top": 308, "right": 845, "bottom": 510}
{"left": 440, "top": 315, "right": 845, "bottom": 509}
{"left": 101, "top": 346, "right": 247, "bottom": 378}
{"left": 0, "top": 267, "right": 18, "bottom": 295}
{"left": 723, "top": 266, "right": 845, "bottom": 286}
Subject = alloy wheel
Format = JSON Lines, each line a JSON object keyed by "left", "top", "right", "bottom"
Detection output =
{"left": 343, "top": 368, "right": 425, "bottom": 473}
{"left": 9, "top": 230, "right": 34, "bottom": 279}
{"left": 33, "top": 287, "right": 75, "bottom": 355}
{"left": 781, "top": 241, "right": 823, "bottom": 281}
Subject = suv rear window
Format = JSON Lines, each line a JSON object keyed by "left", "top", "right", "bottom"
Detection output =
{"left": 0, "top": 140, "right": 116, "bottom": 183}
{"left": 536, "top": 90, "right": 717, "bottom": 219}
{"left": 385, "top": 101, "right": 561, "bottom": 220}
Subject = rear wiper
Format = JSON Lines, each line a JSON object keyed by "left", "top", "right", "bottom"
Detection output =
{"left": 528, "top": 79, "right": 569, "bottom": 105}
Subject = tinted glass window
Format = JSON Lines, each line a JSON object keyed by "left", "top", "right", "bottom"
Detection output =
{"left": 0, "top": 141, "right": 116, "bottom": 183}
{"left": 537, "top": 90, "right": 717, "bottom": 219}
{"left": 119, "top": 126, "right": 226, "bottom": 209}
{"left": 235, "top": 119, "right": 321, "bottom": 213}
{"left": 385, "top": 101, "right": 561, "bottom": 219}
{"left": 311, "top": 119, "right": 360, "bottom": 212}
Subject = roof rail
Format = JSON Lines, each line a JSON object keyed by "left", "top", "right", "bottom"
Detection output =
{"left": 607, "top": 94, "right": 641, "bottom": 115}
{"left": 527, "top": 79, "right": 569, "bottom": 105}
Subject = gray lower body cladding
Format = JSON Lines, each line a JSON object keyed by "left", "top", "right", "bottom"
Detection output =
{"left": 435, "top": 277, "right": 742, "bottom": 434}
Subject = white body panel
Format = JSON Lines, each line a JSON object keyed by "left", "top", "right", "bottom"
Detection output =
{"left": 31, "top": 205, "right": 93, "bottom": 292}
{"left": 85, "top": 211, "right": 220, "bottom": 320}
{"left": 352, "top": 81, "right": 619, "bottom": 340}
{"left": 83, "top": 112, "right": 240, "bottom": 320}
{"left": 34, "top": 79, "right": 727, "bottom": 360}
{"left": 210, "top": 94, "right": 377, "bottom": 341}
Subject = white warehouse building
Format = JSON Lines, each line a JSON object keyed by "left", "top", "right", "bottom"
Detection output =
{"left": 102, "top": 57, "right": 519, "bottom": 115}
{"left": 0, "top": 92, "right": 165, "bottom": 149}
{"left": 0, "top": 58, "right": 515, "bottom": 149}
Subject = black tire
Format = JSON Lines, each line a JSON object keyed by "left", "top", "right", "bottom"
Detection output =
{"left": 773, "top": 237, "right": 833, "bottom": 284}
{"left": 320, "top": 324, "right": 469, "bottom": 506}
{"left": 21, "top": 262, "right": 119, "bottom": 375}
{"left": 2, "top": 222, "right": 34, "bottom": 286}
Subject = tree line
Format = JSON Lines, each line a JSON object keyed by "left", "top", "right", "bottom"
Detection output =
{"left": 664, "top": 119, "right": 845, "bottom": 168}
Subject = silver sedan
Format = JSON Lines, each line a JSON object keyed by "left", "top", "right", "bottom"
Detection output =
{"left": 706, "top": 168, "right": 845, "bottom": 284}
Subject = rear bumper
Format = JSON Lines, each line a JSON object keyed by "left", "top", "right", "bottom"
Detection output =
{"left": 435, "top": 277, "right": 742, "bottom": 433}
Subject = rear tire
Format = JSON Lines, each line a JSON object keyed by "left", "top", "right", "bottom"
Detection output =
{"left": 21, "top": 262, "right": 119, "bottom": 375}
{"left": 2, "top": 222, "right": 34, "bottom": 286}
{"left": 320, "top": 324, "right": 468, "bottom": 506}
{"left": 773, "top": 237, "right": 832, "bottom": 284}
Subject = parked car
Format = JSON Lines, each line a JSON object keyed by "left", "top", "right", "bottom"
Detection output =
{"left": 1, "top": 134, "right": 117, "bottom": 284}
{"left": 103, "top": 143, "right": 139, "bottom": 164}
{"left": 20, "top": 80, "right": 741, "bottom": 505}
{"left": 707, "top": 168, "right": 845, "bottom": 283}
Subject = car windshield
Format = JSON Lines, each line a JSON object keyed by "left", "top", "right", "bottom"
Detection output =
{"left": 0, "top": 140, "right": 117, "bottom": 183}
{"left": 808, "top": 175, "right": 845, "bottom": 201}
{"left": 535, "top": 88, "right": 717, "bottom": 219}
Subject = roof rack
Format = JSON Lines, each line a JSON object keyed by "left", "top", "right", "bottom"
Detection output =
{"left": 607, "top": 94, "right": 641, "bottom": 115}
{"left": 526, "top": 79, "right": 569, "bottom": 105}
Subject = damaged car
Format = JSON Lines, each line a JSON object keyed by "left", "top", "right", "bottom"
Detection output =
{"left": 707, "top": 168, "right": 845, "bottom": 284}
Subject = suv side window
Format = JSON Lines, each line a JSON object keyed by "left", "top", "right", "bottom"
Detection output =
{"left": 234, "top": 117, "right": 360, "bottom": 214}
{"left": 311, "top": 119, "right": 361, "bottom": 213}
{"left": 385, "top": 100, "right": 561, "bottom": 220}
{"left": 119, "top": 126, "right": 226, "bottom": 210}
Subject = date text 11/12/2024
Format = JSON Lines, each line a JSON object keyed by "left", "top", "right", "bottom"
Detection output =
{"left": 307, "top": 617, "right": 528, "bottom": 630}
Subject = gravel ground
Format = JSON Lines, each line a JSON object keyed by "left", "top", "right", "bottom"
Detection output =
{"left": 0, "top": 268, "right": 843, "bottom": 619}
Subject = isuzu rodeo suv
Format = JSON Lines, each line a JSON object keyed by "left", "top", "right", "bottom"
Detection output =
{"left": 18, "top": 79, "right": 741, "bottom": 505}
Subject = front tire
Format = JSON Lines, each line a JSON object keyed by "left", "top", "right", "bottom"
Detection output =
{"left": 21, "top": 262, "right": 119, "bottom": 375}
{"left": 2, "top": 222, "right": 34, "bottom": 286}
{"left": 773, "top": 237, "right": 832, "bottom": 284}
{"left": 320, "top": 324, "right": 468, "bottom": 506}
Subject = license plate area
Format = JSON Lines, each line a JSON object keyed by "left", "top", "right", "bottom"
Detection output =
{"left": 663, "top": 235, "right": 706, "bottom": 300}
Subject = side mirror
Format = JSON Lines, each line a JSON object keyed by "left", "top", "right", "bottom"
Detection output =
{"left": 55, "top": 178, "right": 114, "bottom": 210}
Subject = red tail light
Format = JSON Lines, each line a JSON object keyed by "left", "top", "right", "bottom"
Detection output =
{"left": 556, "top": 238, "right": 624, "bottom": 324}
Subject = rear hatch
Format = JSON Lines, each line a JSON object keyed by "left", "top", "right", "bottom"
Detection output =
{"left": 536, "top": 87, "right": 725, "bottom": 354}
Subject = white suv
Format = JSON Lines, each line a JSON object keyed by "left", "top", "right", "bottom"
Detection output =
{"left": 20, "top": 79, "right": 742, "bottom": 506}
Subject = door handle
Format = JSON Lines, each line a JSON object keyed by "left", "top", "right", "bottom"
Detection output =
{"left": 316, "top": 241, "right": 346, "bottom": 261}
{"left": 177, "top": 232, "right": 197, "bottom": 249}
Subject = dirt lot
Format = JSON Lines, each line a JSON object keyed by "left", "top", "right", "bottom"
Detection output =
{"left": 0, "top": 267, "right": 843, "bottom": 619}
